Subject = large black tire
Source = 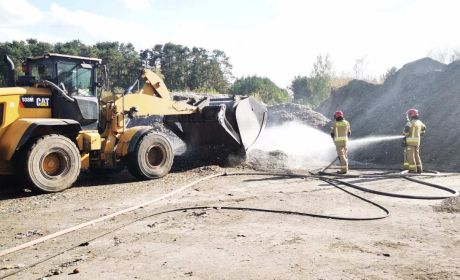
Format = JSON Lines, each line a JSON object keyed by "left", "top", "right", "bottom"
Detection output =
{"left": 22, "top": 134, "right": 81, "bottom": 193}
{"left": 126, "top": 132, "right": 174, "bottom": 180}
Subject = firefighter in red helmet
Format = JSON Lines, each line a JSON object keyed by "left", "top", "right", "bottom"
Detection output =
{"left": 403, "top": 109, "right": 426, "bottom": 173}
{"left": 331, "top": 111, "right": 351, "bottom": 174}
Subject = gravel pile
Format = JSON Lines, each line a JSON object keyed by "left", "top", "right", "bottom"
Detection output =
{"left": 244, "top": 150, "right": 289, "bottom": 171}
{"left": 317, "top": 57, "right": 460, "bottom": 171}
{"left": 267, "top": 103, "right": 330, "bottom": 130}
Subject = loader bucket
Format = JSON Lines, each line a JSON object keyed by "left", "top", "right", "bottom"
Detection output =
{"left": 164, "top": 96, "right": 267, "bottom": 155}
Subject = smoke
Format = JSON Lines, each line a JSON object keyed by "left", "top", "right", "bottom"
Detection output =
{"left": 251, "top": 121, "right": 404, "bottom": 169}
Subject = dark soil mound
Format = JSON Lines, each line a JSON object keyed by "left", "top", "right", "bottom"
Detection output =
{"left": 317, "top": 57, "right": 460, "bottom": 171}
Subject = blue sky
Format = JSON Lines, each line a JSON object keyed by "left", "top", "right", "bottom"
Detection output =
{"left": 1, "top": 0, "right": 459, "bottom": 87}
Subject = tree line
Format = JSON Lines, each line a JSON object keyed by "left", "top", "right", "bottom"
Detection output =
{"left": 0, "top": 39, "right": 289, "bottom": 104}
{"left": 1, "top": 39, "right": 407, "bottom": 107}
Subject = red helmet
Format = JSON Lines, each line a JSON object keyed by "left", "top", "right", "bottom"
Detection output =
{"left": 334, "top": 111, "right": 344, "bottom": 118}
{"left": 406, "top": 108, "right": 419, "bottom": 119}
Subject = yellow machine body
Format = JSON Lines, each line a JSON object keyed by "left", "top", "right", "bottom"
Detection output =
{"left": 0, "top": 65, "right": 199, "bottom": 176}
{"left": 0, "top": 87, "right": 52, "bottom": 174}
{"left": 0, "top": 53, "right": 266, "bottom": 192}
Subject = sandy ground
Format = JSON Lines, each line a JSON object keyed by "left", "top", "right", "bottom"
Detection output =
{"left": 0, "top": 165, "right": 459, "bottom": 280}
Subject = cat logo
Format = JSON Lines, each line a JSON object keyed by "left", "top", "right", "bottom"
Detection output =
{"left": 36, "top": 97, "right": 50, "bottom": 107}
{"left": 20, "top": 95, "right": 52, "bottom": 109}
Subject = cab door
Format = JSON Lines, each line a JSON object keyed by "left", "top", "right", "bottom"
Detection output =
{"left": 53, "top": 61, "right": 98, "bottom": 129}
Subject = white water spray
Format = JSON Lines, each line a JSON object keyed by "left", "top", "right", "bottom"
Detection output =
{"left": 251, "top": 122, "right": 337, "bottom": 168}
{"left": 251, "top": 121, "right": 404, "bottom": 169}
{"left": 348, "top": 135, "right": 404, "bottom": 151}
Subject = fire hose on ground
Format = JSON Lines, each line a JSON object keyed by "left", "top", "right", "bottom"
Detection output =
{"left": 316, "top": 157, "right": 459, "bottom": 199}
{"left": 0, "top": 162, "right": 458, "bottom": 279}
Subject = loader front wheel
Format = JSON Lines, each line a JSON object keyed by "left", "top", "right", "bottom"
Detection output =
{"left": 127, "top": 133, "right": 173, "bottom": 180}
{"left": 23, "top": 134, "right": 81, "bottom": 193}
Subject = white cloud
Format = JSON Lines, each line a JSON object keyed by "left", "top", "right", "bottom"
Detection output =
{"left": 0, "top": 1, "right": 162, "bottom": 49}
{"left": 0, "top": 27, "right": 32, "bottom": 41}
{"left": 222, "top": 0, "right": 460, "bottom": 86}
{"left": 1, "top": 0, "right": 460, "bottom": 87}
{"left": 118, "top": 0, "right": 152, "bottom": 11}
{"left": 0, "top": 0, "right": 43, "bottom": 26}
{"left": 47, "top": 3, "right": 155, "bottom": 43}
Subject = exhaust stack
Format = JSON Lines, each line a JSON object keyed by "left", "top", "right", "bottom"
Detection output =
{"left": 3, "top": 55, "right": 15, "bottom": 87}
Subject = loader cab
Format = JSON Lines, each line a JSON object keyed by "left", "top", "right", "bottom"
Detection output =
{"left": 20, "top": 53, "right": 102, "bottom": 129}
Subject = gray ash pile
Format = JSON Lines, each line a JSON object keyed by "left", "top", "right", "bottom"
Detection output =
{"left": 317, "top": 57, "right": 460, "bottom": 171}
{"left": 267, "top": 103, "right": 330, "bottom": 130}
{"left": 243, "top": 149, "right": 290, "bottom": 171}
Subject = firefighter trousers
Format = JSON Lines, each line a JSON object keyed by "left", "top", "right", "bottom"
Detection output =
{"left": 403, "top": 146, "right": 409, "bottom": 170}
{"left": 406, "top": 145, "right": 422, "bottom": 173}
{"left": 335, "top": 142, "right": 348, "bottom": 173}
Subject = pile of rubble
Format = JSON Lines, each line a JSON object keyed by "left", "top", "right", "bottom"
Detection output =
{"left": 267, "top": 103, "right": 330, "bottom": 130}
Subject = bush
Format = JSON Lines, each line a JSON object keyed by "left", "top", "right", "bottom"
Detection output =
{"left": 229, "top": 76, "right": 289, "bottom": 105}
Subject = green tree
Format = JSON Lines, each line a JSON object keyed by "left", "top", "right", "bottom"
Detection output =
{"left": 157, "top": 43, "right": 190, "bottom": 90}
{"left": 93, "top": 42, "right": 141, "bottom": 89}
{"left": 54, "top": 40, "right": 97, "bottom": 57}
{"left": 290, "top": 75, "right": 311, "bottom": 103}
{"left": 188, "top": 47, "right": 209, "bottom": 90}
{"left": 0, "top": 39, "right": 233, "bottom": 92}
{"left": 207, "top": 49, "right": 233, "bottom": 93}
{"left": 26, "top": 39, "right": 53, "bottom": 57}
{"left": 144, "top": 43, "right": 233, "bottom": 93}
{"left": 229, "top": 76, "right": 289, "bottom": 105}
{"left": 306, "top": 54, "right": 333, "bottom": 108}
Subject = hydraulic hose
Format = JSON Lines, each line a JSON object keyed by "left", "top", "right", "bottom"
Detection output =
{"left": 41, "top": 80, "right": 75, "bottom": 102}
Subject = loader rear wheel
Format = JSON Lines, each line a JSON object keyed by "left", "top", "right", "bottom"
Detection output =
{"left": 127, "top": 133, "right": 173, "bottom": 180}
{"left": 23, "top": 134, "right": 81, "bottom": 193}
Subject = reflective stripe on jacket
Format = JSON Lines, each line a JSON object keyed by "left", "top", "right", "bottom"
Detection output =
{"left": 332, "top": 120, "right": 350, "bottom": 143}
{"left": 406, "top": 119, "right": 426, "bottom": 146}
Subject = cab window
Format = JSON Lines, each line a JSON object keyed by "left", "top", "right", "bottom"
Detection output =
{"left": 57, "top": 62, "right": 94, "bottom": 96}
{"left": 29, "top": 62, "right": 55, "bottom": 81}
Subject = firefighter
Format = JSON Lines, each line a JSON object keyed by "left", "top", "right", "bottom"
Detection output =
{"left": 402, "top": 118, "right": 411, "bottom": 170}
{"left": 331, "top": 111, "right": 351, "bottom": 174}
{"left": 403, "top": 109, "right": 426, "bottom": 173}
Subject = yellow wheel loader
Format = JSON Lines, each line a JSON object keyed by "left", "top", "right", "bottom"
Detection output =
{"left": 0, "top": 53, "right": 267, "bottom": 192}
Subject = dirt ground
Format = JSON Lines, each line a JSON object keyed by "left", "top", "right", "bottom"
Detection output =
{"left": 0, "top": 162, "right": 459, "bottom": 280}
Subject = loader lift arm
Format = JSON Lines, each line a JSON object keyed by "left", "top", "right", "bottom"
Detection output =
{"left": 114, "top": 69, "right": 267, "bottom": 157}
